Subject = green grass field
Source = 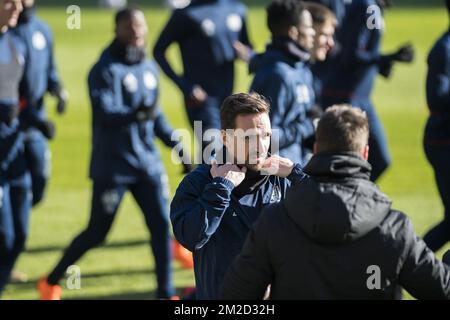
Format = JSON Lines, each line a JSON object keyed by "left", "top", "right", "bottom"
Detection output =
{"left": 2, "top": 3, "right": 450, "bottom": 299}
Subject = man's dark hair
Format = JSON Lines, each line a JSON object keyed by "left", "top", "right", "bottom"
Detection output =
{"left": 447, "top": 0, "right": 450, "bottom": 15}
{"left": 316, "top": 105, "right": 369, "bottom": 153}
{"left": 220, "top": 93, "right": 270, "bottom": 130}
{"left": 115, "top": 5, "right": 142, "bottom": 25}
{"left": 267, "top": 0, "right": 305, "bottom": 36}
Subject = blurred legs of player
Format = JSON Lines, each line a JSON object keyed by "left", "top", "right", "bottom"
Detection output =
{"left": 0, "top": 174, "right": 32, "bottom": 295}
{"left": 38, "top": 175, "right": 175, "bottom": 300}
{"left": 423, "top": 143, "right": 450, "bottom": 252}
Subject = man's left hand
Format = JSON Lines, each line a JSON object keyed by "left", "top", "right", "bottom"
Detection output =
{"left": 55, "top": 89, "right": 69, "bottom": 115}
{"left": 233, "top": 41, "right": 253, "bottom": 63}
{"left": 261, "top": 155, "right": 294, "bottom": 177}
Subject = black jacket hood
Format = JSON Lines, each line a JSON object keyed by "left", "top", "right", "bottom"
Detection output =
{"left": 284, "top": 153, "right": 392, "bottom": 244}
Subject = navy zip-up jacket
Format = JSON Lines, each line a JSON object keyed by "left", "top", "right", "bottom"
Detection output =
{"left": 425, "top": 29, "right": 450, "bottom": 143}
{"left": 322, "top": 0, "right": 383, "bottom": 103}
{"left": 88, "top": 42, "right": 177, "bottom": 183}
{"left": 170, "top": 163, "right": 307, "bottom": 299}
{"left": 153, "top": 0, "right": 252, "bottom": 99}
{"left": 0, "top": 30, "right": 27, "bottom": 179}
{"left": 250, "top": 45, "right": 315, "bottom": 165}
{"left": 13, "top": 13, "right": 61, "bottom": 132}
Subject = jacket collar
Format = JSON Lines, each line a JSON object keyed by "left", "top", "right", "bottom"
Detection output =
{"left": 269, "top": 36, "right": 311, "bottom": 63}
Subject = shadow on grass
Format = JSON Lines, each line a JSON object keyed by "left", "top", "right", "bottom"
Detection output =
{"left": 25, "top": 239, "right": 149, "bottom": 255}
{"left": 7, "top": 265, "right": 190, "bottom": 294}
{"left": 10, "top": 268, "right": 156, "bottom": 289}
{"left": 64, "top": 286, "right": 193, "bottom": 300}
{"left": 65, "top": 290, "right": 159, "bottom": 300}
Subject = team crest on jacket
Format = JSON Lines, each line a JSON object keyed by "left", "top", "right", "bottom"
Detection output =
{"left": 144, "top": 71, "right": 157, "bottom": 90}
{"left": 32, "top": 31, "right": 47, "bottom": 50}
{"left": 201, "top": 19, "right": 216, "bottom": 37}
{"left": 270, "top": 185, "right": 282, "bottom": 203}
{"left": 296, "top": 84, "right": 310, "bottom": 104}
{"left": 226, "top": 14, "right": 242, "bottom": 32}
{"left": 101, "top": 190, "right": 120, "bottom": 214}
{"left": 123, "top": 73, "right": 138, "bottom": 93}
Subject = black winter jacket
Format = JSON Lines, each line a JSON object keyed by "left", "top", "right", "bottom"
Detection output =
{"left": 221, "top": 153, "right": 450, "bottom": 300}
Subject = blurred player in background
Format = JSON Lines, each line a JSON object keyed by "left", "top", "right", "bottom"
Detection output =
{"left": 12, "top": 0, "right": 67, "bottom": 209}
{"left": 308, "top": 0, "right": 346, "bottom": 27}
{"left": 250, "top": 0, "right": 315, "bottom": 165}
{"left": 301, "top": 1, "right": 337, "bottom": 163}
{"left": 321, "top": 0, "right": 415, "bottom": 182}
{"left": 0, "top": 0, "right": 31, "bottom": 297}
{"left": 37, "top": 7, "right": 190, "bottom": 300}
{"left": 154, "top": 0, "right": 253, "bottom": 161}
{"left": 305, "top": 1, "right": 336, "bottom": 106}
{"left": 422, "top": 0, "right": 450, "bottom": 252}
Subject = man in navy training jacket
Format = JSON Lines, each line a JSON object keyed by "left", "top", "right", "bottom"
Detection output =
{"left": 37, "top": 7, "right": 190, "bottom": 300}
{"left": 170, "top": 92, "right": 309, "bottom": 299}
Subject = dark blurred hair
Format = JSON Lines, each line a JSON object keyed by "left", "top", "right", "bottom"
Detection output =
{"left": 316, "top": 105, "right": 369, "bottom": 153}
{"left": 115, "top": 5, "right": 142, "bottom": 25}
{"left": 267, "top": 0, "right": 306, "bottom": 36}
{"left": 447, "top": 0, "right": 450, "bottom": 14}
{"left": 220, "top": 93, "right": 270, "bottom": 130}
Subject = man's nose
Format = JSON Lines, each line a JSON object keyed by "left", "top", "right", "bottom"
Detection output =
{"left": 256, "top": 137, "right": 266, "bottom": 154}
{"left": 14, "top": 1, "right": 24, "bottom": 13}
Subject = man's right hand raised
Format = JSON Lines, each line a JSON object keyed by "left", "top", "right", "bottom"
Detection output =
{"left": 210, "top": 161, "right": 247, "bottom": 188}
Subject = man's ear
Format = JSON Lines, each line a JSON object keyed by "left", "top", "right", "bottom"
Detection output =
{"left": 363, "top": 144, "right": 369, "bottom": 161}
{"left": 288, "top": 25, "right": 299, "bottom": 41}
{"left": 221, "top": 130, "right": 228, "bottom": 148}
